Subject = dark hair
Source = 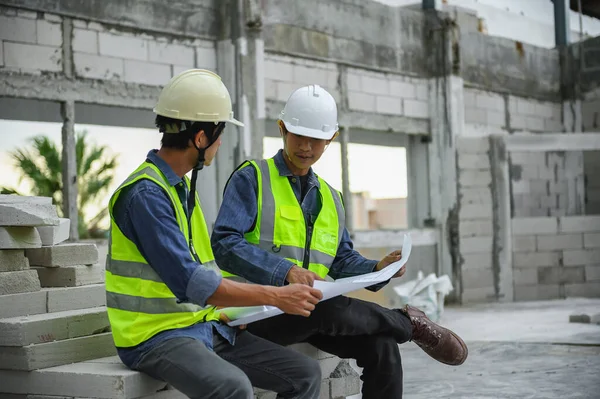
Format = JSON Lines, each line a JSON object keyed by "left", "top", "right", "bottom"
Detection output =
{"left": 155, "top": 115, "right": 220, "bottom": 150}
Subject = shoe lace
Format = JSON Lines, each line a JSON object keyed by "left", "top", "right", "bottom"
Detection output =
{"left": 411, "top": 316, "right": 442, "bottom": 350}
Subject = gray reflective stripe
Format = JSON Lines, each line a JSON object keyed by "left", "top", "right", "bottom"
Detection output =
{"left": 106, "top": 291, "right": 211, "bottom": 314}
{"left": 326, "top": 182, "right": 346, "bottom": 248}
{"left": 107, "top": 259, "right": 162, "bottom": 282}
{"left": 256, "top": 160, "right": 276, "bottom": 246}
{"left": 310, "top": 249, "right": 334, "bottom": 265}
{"left": 258, "top": 243, "right": 303, "bottom": 261}
{"left": 108, "top": 259, "right": 222, "bottom": 283}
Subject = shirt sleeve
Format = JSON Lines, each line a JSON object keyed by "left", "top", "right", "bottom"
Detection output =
{"left": 112, "top": 181, "right": 222, "bottom": 307}
{"left": 211, "top": 166, "right": 295, "bottom": 286}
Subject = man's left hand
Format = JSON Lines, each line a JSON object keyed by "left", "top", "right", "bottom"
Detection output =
{"left": 376, "top": 250, "right": 407, "bottom": 279}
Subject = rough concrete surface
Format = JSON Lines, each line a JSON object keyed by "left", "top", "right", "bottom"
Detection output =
{"left": 0, "top": 290, "right": 47, "bottom": 319}
{"left": 0, "top": 250, "right": 30, "bottom": 272}
{"left": 0, "top": 203, "right": 59, "bottom": 227}
{"left": 0, "top": 227, "right": 42, "bottom": 249}
{"left": 0, "top": 270, "right": 41, "bottom": 295}
{"left": 36, "top": 218, "right": 70, "bottom": 246}
{"left": 25, "top": 243, "right": 98, "bottom": 267}
{"left": 0, "top": 332, "right": 116, "bottom": 371}
{"left": 33, "top": 265, "right": 104, "bottom": 287}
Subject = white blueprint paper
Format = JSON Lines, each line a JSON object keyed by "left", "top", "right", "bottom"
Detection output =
{"left": 224, "top": 234, "right": 412, "bottom": 327}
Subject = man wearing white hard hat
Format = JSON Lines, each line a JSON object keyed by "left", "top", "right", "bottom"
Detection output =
{"left": 212, "top": 84, "right": 468, "bottom": 398}
{"left": 105, "top": 70, "right": 325, "bottom": 399}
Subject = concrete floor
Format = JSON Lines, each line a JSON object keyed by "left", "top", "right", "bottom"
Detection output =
{"left": 348, "top": 297, "right": 600, "bottom": 398}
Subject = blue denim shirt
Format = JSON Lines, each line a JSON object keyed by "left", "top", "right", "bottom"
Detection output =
{"left": 112, "top": 150, "right": 236, "bottom": 370}
{"left": 211, "top": 149, "right": 381, "bottom": 287}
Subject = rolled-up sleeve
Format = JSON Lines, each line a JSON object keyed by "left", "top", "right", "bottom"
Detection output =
{"left": 113, "top": 182, "right": 221, "bottom": 307}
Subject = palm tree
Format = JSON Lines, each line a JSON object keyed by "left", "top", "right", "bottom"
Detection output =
{"left": 1, "top": 131, "right": 118, "bottom": 238}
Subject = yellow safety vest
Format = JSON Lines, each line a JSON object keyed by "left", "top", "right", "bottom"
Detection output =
{"left": 106, "top": 161, "right": 222, "bottom": 348}
{"left": 242, "top": 158, "right": 345, "bottom": 279}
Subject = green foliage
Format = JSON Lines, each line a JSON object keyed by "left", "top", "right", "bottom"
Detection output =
{"left": 1, "top": 131, "right": 118, "bottom": 238}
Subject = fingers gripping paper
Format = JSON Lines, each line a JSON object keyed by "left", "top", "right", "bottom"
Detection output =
{"left": 222, "top": 234, "right": 412, "bottom": 327}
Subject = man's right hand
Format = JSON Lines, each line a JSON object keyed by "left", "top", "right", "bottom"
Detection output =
{"left": 285, "top": 265, "right": 324, "bottom": 287}
{"left": 274, "top": 284, "right": 323, "bottom": 317}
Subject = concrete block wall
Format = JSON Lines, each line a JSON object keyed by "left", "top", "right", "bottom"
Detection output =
{"left": 0, "top": 7, "right": 62, "bottom": 73}
{"left": 456, "top": 137, "right": 496, "bottom": 303}
{"left": 582, "top": 86, "right": 599, "bottom": 132}
{"left": 511, "top": 215, "right": 600, "bottom": 301}
{"left": 346, "top": 67, "right": 429, "bottom": 118}
{"left": 72, "top": 19, "right": 216, "bottom": 85}
{"left": 507, "top": 95, "right": 563, "bottom": 132}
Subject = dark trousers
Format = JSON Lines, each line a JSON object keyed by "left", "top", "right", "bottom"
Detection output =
{"left": 135, "top": 330, "right": 322, "bottom": 399}
{"left": 247, "top": 295, "right": 413, "bottom": 399}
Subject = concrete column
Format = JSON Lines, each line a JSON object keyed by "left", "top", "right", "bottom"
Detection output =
{"left": 340, "top": 126, "right": 354, "bottom": 233}
{"left": 61, "top": 100, "right": 78, "bottom": 241}
{"left": 553, "top": 0, "right": 571, "bottom": 47}
{"left": 407, "top": 135, "right": 431, "bottom": 228}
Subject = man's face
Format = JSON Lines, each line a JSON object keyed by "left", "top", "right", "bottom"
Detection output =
{"left": 283, "top": 130, "right": 329, "bottom": 170}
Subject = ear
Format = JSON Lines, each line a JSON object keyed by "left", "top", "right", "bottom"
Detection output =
{"left": 327, "top": 131, "right": 340, "bottom": 144}
{"left": 194, "top": 130, "right": 207, "bottom": 147}
{"left": 277, "top": 120, "right": 287, "bottom": 137}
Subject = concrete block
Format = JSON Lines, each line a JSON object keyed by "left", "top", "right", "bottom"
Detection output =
{"left": 511, "top": 217, "right": 558, "bottom": 235}
{"left": 486, "top": 110, "right": 505, "bottom": 127}
{"left": 585, "top": 265, "right": 600, "bottom": 282}
{"left": 512, "top": 235, "right": 536, "bottom": 252}
{"left": 74, "top": 52, "right": 123, "bottom": 80}
{"left": 514, "top": 284, "right": 560, "bottom": 301}
{"left": 195, "top": 46, "right": 217, "bottom": 70}
{"left": 47, "top": 284, "right": 106, "bottom": 312}
{"left": 465, "top": 108, "right": 486, "bottom": 124}
{"left": 563, "top": 249, "right": 600, "bottom": 266}
{"left": 264, "top": 78, "right": 277, "bottom": 100}
{"left": 460, "top": 187, "right": 493, "bottom": 205}
{"left": 348, "top": 91, "right": 376, "bottom": 112}
{"left": 459, "top": 203, "right": 492, "bottom": 220}
{"left": 25, "top": 243, "right": 98, "bottom": 267}
{"left": 389, "top": 80, "right": 416, "bottom": 99}
{"left": 0, "top": 270, "right": 41, "bottom": 295}
{"left": 537, "top": 234, "right": 583, "bottom": 251}
{"left": 123, "top": 60, "right": 171, "bottom": 86}
{"left": 0, "top": 249, "right": 30, "bottom": 271}
{"left": 35, "top": 218, "right": 69, "bottom": 246}
{"left": 525, "top": 116, "right": 544, "bottom": 131}
{"left": 538, "top": 266, "right": 585, "bottom": 285}
{"left": 148, "top": 41, "right": 194, "bottom": 66}
{"left": 36, "top": 20, "right": 61, "bottom": 46}
{"left": 44, "top": 13, "right": 63, "bottom": 23}
{"left": 569, "top": 314, "right": 591, "bottom": 323}
{"left": 461, "top": 253, "right": 492, "bottom": 270}
{"left": 0, "top": 16, "right": 37, "bottom": 43}
{"left": 510, "top": 152, "right": 544, "bottom": 166}
{"left": 73, "top": 29, "right": 99, "bottom": 54}
{"left": 264, "top": 56, "right": 294, "bottom": 82}
{"left": 18, "top": 9, "right": 37, "bottom": 19}
{"left": 461, "top": 286, "right": 496, "bottom": 303}
{"left": 513, "top": 251, "right": 560, "bottom": 268}
{"left": 415, "top": 81, "right": 428, "bottom": 101}
{"left": 460, "top": 236, "right": 493, "bottom": 254}
{"left": 462, "top": 268, "right": 494, "bottom": 289}
{"left": 458, "top": 170, "right": 492, "bottom": 188}
{"left": 559, "top": 216, "right": 600, "bottom": 233}
{"left": 510, "top": 115, "right": 527, "bottom": 130}
{"left": 0, "top": 290, "right": 47, "bottom": 319}
{"left": 360, "top": 75, "right": 389, "bottom": 95}
{"left": 512, "top": 268, "right": 538, "bottom": 285}
{"left": 458, "top": 154, "right": 490, "bottom": 170}
{"left": 0, "top": 359, "right": 166, "bottom": 398}
{"left": 0, "top": 306, "right": 108, "bottom": 348}
{"left": 511, "top": 180, "right": 530, "bottom": 195}
{"left": 98, "top": 32, "right": 148, "bottom": 61}
{"left": 564, "top": 282, "right": 600, "bottom": 298}
{"left": 277, "top": 81, "right": 302, "bottom": 102}
{"left": 0, "top": 332, "right": 116, "bottom": 371}
{"left": 375, "top": 95, "right": 402, "bottom": 115}
{"left": 328, "top": 360, "right": 361, "bottom": 398}
{"left": 346, "top": 72, "right": 361, "bottom": 91}
{"left": 459, "top": 220, "right": 493, "bottom": 238}
{"left": 403, "top": 99, "right": 429, "bottom": 118}
{"left": 4, "top": 42, "right": 62, "bottom": 72}
{"left": 34, "top": 265, "right": 104, "bottom": 287}
{"left": 0, "top": 200, "right": 59, "bottom": 227}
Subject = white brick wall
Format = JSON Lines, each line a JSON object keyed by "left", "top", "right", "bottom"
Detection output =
{"left": 72, "top": 20, "right": 214, "bottom": 85}
{"left": 0, "top": 9, "right": 62, "bottom": 73}
{"left": 508, "top": 95, "right": 562, "bottom": 132}
{"left": 464, "top": 88, "right": 506, "bottom": 129}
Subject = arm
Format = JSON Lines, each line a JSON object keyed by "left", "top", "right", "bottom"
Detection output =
{"left": 211, "top": 166, "right": 295, "bottom": 286}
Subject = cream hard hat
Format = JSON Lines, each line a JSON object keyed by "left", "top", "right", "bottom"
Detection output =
{"left": 279, "top": 85, "right": 339, "bottom": 140}
{"left": 154, "top": 69, "right": 244, "bottom": 128}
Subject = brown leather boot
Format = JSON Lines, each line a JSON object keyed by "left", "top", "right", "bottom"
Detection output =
{"left": 399, "top": 305, "right": 468, "bottom": 366}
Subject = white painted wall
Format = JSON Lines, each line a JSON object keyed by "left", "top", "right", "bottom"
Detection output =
{"left": 374, "top": 0, "right": 600, "bottom": 48}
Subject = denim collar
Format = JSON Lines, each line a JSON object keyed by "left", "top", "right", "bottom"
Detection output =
{"left": 146, "top": 149, "right": 185, "bottom": 187}
{"left": 273, "top": 149, "right": 320, "bottom": 188}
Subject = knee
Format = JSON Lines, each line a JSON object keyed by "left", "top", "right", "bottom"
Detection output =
{"left": 214, "top": 369, "right": 254, "bottom": 399}
{"left": 293, "top": 356, "right": 322, "bottom": 396}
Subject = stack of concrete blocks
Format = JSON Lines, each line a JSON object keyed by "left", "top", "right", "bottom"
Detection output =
{"left": 512, "top": 215, "right": 600, "bottom": 300}
{"left": 456, "top": 137, "right": 496, "bottom": 303}
{"left": 0, "top": 195, "right": 113, "bottom": 379}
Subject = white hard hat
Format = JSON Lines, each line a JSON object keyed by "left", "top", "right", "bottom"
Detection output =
{"left": 279, "top": 85, "right": 339, "bottom": 140}
{"left": 154, "top": 69, "right": 244, "bottom": 128}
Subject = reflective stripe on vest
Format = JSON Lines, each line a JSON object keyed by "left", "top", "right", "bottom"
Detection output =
{"left": 106, "top": 162, "right": 222, "bottom": 348}
{"left": 243, "top": 158, "right": 345, "bottom": 279}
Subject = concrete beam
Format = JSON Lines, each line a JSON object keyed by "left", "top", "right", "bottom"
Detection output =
{"left": 0, "top": 249, "right": 30, "bottom": 272}
{"left": 0, "top": 332, "right": 115, "bottom": 371}
{"left": 33, "top": 265, "right": 104, "bottom": 287}
{"left": 60, "top": 100, "right": 78, "bottom": 241}
{"left": 0, "top": 200, "right": 59, "bottom": 227}
{"left": 25, "top": 243, "right": 98, "bottom": 267}
{"left": 0, "top": 227, "right": 42, "bottom": 249}
{"left": 407, "top": 135, "right": 431, "bottom": 228}
{"left": 36, "top": 218, "right": 70, "bottom": 246}
{"left": 0, "top": 291, "right": 47, "bottom": 319}
{"left": 0, "top": 270, "right": 41, "bottom": 295}
{"left": 503, "top": 133, "right": 600, "bottom": 152}
{"left": 0, "top": 72, "right": 161, "bottom": 109}
{"left": 340, "top": 126, "right": 354, "bottom": 233}
{"left": 0, "top": 307, "right": 109, "bottom": 346}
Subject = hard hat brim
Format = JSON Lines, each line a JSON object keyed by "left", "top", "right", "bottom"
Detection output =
{"left": 282, "top": 120, "right": 336, "bottom": 140}
{"left": 228, "top": 117, "right": 245, "bottom": 127}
